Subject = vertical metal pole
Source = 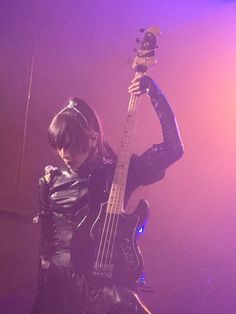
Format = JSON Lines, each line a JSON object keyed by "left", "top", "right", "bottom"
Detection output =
{"left": 16, "top": 28, "right": 37, "bottom": 212}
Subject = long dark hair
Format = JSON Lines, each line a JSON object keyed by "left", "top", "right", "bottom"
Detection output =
{"left": 47, "top": 98, "right": 104, "bottom": 160}
{"left": 47, "top": 97, "right": 116, "bottom": 161}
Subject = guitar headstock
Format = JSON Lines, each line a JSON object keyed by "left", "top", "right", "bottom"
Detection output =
{"left": 132, "top": 26, "right": 161, "bottom": 73}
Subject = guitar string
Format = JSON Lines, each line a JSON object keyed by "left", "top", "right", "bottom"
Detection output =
{"left": 94, "top": 176, "right": 121, "bottom": 269}
{"left": 94, "top": 69, "right": 143, "bottom": 276}
{"left": 95, "top": 91, "right": 137, "bottom": 272}
{"left": 104, "top": 97, "right": 135, "bottom": 268}
{"left": 95, "top": 148, "right": 127, "bottom": 269}
{"left": 94, "top": 197, "right": 113, "bottom": 269}
{"left": 105, "top": 82, "right": 141, "bottom": 269}
{"left": 107, "top": 93, "right": 139, "bottom": 269}
{"left": 97, "top": 74, "right": 141, "bottom": 273}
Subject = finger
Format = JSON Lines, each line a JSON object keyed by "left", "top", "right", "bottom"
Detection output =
{"left": 131, "top": 73, "right": 144, "bottom": 84}
{"left": 128, "top": 85, "right": 138, "bottom": 92}
{"left": 128, "top": 85, "right": 146, "bottom": 95}
{"left": 128, "top": 82, "right": 140, "bottom": 91}
{"left": 128, "top": 87, "right": 141, "bottom": 94}
{"left": 128, "top": 90, "right": 142, "bottom": 95}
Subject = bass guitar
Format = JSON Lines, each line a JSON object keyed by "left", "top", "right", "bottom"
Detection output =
{"left": 75, "top": 27, "right": 161, "bottom": 288}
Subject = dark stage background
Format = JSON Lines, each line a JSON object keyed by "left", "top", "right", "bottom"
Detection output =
{"left": 0, "top": 0, "right": 236, "bottom": 313}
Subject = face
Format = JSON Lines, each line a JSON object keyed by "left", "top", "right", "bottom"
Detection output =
{"left": 56, "top": 131, "right": 99, "bottom": 170}
{"left": 57, "top": 147, "right": 90, "bottom": 170}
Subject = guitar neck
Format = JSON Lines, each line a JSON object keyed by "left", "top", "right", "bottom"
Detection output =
{"left": 107, "top": 90, "right": 141, "bottom": 214}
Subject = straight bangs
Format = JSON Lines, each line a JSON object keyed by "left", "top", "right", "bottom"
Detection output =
{"left": 47, "top": 110, "right": 90, "bottom": 153}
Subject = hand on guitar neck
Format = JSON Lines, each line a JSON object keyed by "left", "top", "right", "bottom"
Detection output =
{"left": 128, "top": 73, "right": 160, "bottom": 97}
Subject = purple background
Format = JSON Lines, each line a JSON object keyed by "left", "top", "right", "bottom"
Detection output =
{"left": 0, "top": 0, "right": 236, "bottom": 313}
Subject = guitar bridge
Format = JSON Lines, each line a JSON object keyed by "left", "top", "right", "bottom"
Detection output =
{"left": 92, "top": 263, "right": 113, "bottom": 281}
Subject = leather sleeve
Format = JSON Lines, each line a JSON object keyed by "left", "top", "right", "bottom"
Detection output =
{"left": 37, "top": 168, "right": 59, "bottom": 263}
{"left": 126, "top": 86, "right": 184, "bottom": 194}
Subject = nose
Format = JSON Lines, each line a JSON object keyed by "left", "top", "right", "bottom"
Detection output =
{"left": 59, "top": 148, "right": 70, "bottom": 160}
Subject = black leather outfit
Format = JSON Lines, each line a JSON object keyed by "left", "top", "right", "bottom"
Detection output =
{"left": 31, "top": 91, "right": 183, "bottom": 314}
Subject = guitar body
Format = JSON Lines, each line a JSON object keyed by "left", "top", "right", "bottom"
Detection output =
{"left": 72, "top": 199, "right": 149, "bottom": 288}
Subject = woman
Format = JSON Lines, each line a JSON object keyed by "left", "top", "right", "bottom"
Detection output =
{"left": 31, "top": 74, "right": 183, "bottom": 313}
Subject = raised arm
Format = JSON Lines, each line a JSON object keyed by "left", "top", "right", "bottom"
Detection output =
{"left": 126, "top": 75, "right": 184, "bottom": 195}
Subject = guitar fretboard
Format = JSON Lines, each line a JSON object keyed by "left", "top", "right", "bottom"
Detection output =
{"left": 107, "top": 89, "right": 140, "bottom": 214}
